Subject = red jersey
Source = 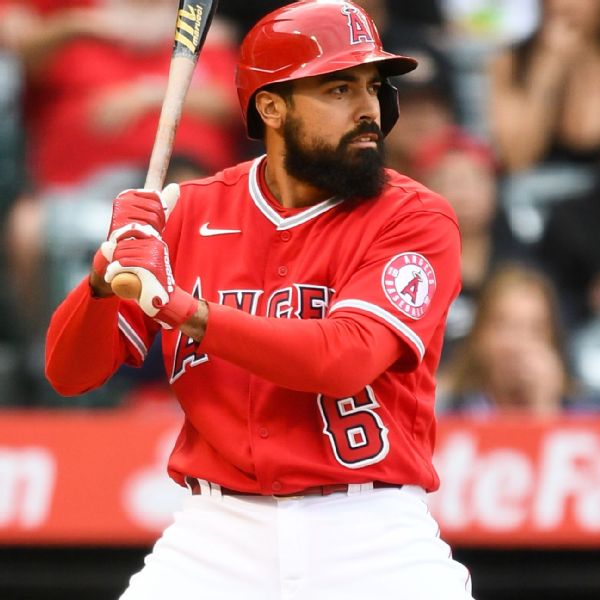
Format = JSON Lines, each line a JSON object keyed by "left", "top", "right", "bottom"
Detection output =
{"left": 25, "top": 39, "right": 239, "bottom": 187}
{"left": 46, "top": 156, "right": 461, "bottom": 494}
{"left": 5, "top": 0, "right": 241, "bottom": 186}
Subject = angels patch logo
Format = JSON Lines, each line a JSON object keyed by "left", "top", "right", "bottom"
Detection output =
{"left": 341, "top": 3, "right": 375, "bottom": 45}
{"left": 382, "top": 253, "right": 436, "bottom": 319}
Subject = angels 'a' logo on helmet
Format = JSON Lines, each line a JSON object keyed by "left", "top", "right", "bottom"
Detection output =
{"left": 381, "top": 252, "right": 437, "bottom": 320}
{"left": 341, "top": 3, "right": 375, "bottom": 45}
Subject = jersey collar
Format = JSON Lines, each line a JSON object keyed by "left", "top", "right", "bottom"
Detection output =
{"left": 248, "top": 155, "right": 344, "bottom": 230}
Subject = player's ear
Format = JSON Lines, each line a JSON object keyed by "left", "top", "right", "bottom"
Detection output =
{"left": 254, "top": 90, "right": 287, "bottom": 133}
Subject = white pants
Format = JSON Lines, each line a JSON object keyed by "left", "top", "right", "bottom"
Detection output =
{"left": 119, "top": 483, "right": 474, "bottom": 600}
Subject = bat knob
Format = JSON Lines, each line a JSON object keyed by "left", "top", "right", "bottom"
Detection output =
{"left": 111, "top": 273, "right": 142, "bottom": 300}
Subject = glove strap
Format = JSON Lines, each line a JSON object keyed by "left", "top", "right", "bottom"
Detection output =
{"left": 155, "top": 287, "right": 198, "bottom": 329}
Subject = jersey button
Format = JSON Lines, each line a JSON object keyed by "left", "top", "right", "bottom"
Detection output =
{"left": 272, "top": 481, "right": 283, "bottom": 493}
{"left": 258, "top": 427, "right": 269, "bottom": 438}
{"left": 279, "top": 231, "right": 291, "bottom": 242}
{"left": 277, "top": 266, "right": 288, "bottom": 277}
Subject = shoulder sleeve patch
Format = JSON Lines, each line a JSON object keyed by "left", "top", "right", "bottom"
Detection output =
{"left": 381, "top": 252, "right": 437, "bottom": 320}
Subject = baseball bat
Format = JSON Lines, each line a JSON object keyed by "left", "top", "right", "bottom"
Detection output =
{"left": 110, "top": 0, "right": 219, "bottom": 300}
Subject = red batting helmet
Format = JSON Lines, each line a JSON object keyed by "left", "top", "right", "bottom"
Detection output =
{"left": 236, "top": 0, "right": 418, "bottom": 140}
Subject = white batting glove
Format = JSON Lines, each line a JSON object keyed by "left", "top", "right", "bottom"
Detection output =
{"left": 105, "top": 236, "right": 197, "bottom": 329}
{"left": 99, "top": 183, "right": 180, "bottom": 265}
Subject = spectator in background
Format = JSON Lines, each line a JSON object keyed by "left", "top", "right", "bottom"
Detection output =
{"left": 217, "top": 0, "right": 288, "bottom": 40}
{"left": 437, "top": 0, "right": 539, "bottom": 140}
{"left": 387, "top": 0, "right": 444, "bottom": 29}
{"left": 1, "top": 0, "right": 241, "bottom": 316}
{"left": 440, "top": 0, "right": 539, "bottom": 45}
{"left": 411, "top": 125, "right": 530, "bottom": 360}
{"left": 217, "top": 0, "right": 445, "bottom": 44}
{"left": 384, "top": 34, "right": 458, "bottom": 178}
{"left": 0, "top": 0, "right": 244, "bottom": 404}
{"left": 0, "top": 0, "right": 241, "bottom": 189}
{"left": 538, "top": 160, "right": 600, "bottom": 328}
{"left": 488, "top": 0, "right": 600, "bottom": 173}
{"left": 0, "top": 1, "right": 27, "bottom": 403}
{"left": 354, "top": 0, "right": 443, "bottom": 41}
{"left": 538, "top": 159, "right": 600, "bottom": 396}
{"left": 438, "top": 263, "right": 599, "bottom": 416}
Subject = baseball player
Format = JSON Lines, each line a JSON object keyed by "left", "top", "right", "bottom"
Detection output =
{"left": 45, "top": 1, "right": 473, "bottom": 599}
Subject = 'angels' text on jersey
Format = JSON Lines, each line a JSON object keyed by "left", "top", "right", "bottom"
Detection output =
{"left": 171, "top": 278, "right": 335, "bottom": 383}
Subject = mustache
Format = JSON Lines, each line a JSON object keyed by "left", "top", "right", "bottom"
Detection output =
{"left": 339, "top": 122, "right": 384, "bottom": 147}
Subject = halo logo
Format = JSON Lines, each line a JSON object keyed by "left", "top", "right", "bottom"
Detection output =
{"left": 382, "top": 252, "right": 436, "bottom": 319}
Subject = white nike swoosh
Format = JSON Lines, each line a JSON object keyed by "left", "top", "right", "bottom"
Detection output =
{"left": 199, "top": 222, "right": 242, "bottom": 237}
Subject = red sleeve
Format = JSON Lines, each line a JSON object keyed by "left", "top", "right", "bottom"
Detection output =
{"left": 200, "top": 303, "right": 404, "bottom": 397}
{"left": 329, "top": 210, "right": 461, "bottom": 368}
{"left": 199, "top": 207, "right": 460, "bottom": 395}
{"left": 45, "top": 277, "right": 158, "bottom": 396}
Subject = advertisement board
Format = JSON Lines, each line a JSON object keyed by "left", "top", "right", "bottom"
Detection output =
{"left": 1, "top": 409, "right": 599, "bottom": 547}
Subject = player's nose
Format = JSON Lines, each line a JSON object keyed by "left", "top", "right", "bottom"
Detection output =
{"left": 355, "top": 88, "right": 380, "bottom": 125}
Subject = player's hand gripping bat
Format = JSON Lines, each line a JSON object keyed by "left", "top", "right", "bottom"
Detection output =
{"left": 110, "top": 0, "right": 219, "bottom": 300}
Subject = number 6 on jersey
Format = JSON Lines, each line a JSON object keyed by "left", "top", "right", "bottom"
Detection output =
{"left": 318, "top": 386, "right": 390, "bottom": 468}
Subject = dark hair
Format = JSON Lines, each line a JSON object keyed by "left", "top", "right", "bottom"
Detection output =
{"left": 513, "top": 1, "right": 600, "bottom": 85}
{"left": 251, "top": 81, "right": 295, "bottom": 139}
{"left": 261, "top": 80, "right": 295, "bottom": 105}
{"left": 445, "top": 262, "right": 571, "bottom": 396}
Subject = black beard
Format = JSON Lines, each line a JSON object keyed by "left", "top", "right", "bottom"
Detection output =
{"left": 283, "top": 116, "right": 388, "bottom": 201}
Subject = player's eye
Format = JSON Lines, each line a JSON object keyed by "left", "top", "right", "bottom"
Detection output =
{"left": 330, "top": 84, "right": 349, "bottom": 95}
{"left": 368, "top": 82, "right": 382, "bottom": 95}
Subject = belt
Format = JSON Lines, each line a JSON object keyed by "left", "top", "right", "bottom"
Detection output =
{"left": 185, "top": 477, "right": 402, "bottom": 498}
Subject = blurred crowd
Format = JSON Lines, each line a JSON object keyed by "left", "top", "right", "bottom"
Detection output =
{"left": 0, "top": 0, "right": 599, "bottom": 415}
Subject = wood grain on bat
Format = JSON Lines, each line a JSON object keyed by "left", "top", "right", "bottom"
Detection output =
{"left": 110, "top": 0, "right": 218, "bottom": 300}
